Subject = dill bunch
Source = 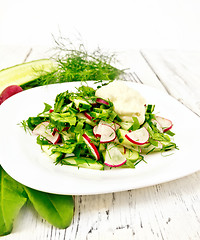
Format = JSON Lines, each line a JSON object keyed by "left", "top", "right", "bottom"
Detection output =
{"left": 22, "top": 38, "right": 125, "bottom": 90}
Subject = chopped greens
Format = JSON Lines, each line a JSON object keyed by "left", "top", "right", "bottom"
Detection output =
{"left": 22, "top": 82, "right": 178, "bottom": 170}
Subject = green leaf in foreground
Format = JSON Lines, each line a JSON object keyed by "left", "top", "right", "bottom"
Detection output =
{"left": 24, "top": 187, "right": 74, "bottom": 229}
{"left": 0, "top": 166, "right": 27, "bottom": 236}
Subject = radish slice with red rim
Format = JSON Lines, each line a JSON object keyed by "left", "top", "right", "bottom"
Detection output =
{"left": 96, "top": 98, "right": 109, "bottom": 106}
{"left": 104, "top": 143, "right": 127, "bottom": 167}
{"left": 155, "top": 116, "right": 173, "bottom": 132}
{"left": 93, "top": 125, "right": 101, "bottom": 138}
{"left": 93, "top": 121, "right": 116, "bottom": 143}
{"left": 84, "top": 112, "right": 93, "bottom": 121}
{"left": 151, "top": 119, "right": 163, "bottom": 133}
{"left": 32, "top": 121, "right": 60, "bottom": 144}
{"left": 82, "top": 133, "right": 100, "bottom": 160}
{"left": 113, "top": 122, "right": 121, "bottom": 130}
{"left": 100, "top": 124, "right": 116, "bottom": 143}
{"left": 97, "top": 120, "right": 119, "bottom": 131}
{"left": 125, "top": 127, "right": 149, "bottom": 145}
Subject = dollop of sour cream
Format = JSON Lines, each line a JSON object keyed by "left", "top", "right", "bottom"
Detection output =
{"left": 95, "top": 81, "right": 146, "bottom": 124}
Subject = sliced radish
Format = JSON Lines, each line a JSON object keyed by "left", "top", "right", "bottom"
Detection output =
{"left": 155, "top": 116, "right": 173, "bottom": 132}
{"left": 52, "top": 128, "right": 58, "bottom": 136}
{"left": 32, "top": 121, "right": 60, "bottom": 144}
{"left": 151, "top": 119, "right": 163, "bottom": 133}
{"left": 53, "top": 126, "right": 69, "bottom": 135}
{"left": 104, "top": 143, "right": 127, "bottom": 167}
{"left": 115, "top": 144, "right": 126, "bottom": 154}
{"left": 62, "top": 126, "right": 70, "bottom": 131}
{"left": 125, "top": 127, "right": 149, "bottom": 145}
{"left": 96, "top": 98, "right": 109, "bottom": 106}
{"left": 82, "top": 133, "right": 100, "bottom": 161}
{"left": 87, "top": 99, "right": 97, "bottom": 106}
{"left": 124, "top": 147, "right": 126, "bottom": 154}
{"left": 93, "top": 125, "right": 101, "bottom": 138}
{"left": 93, "top": 122, "right": 116, "bottom": 143}
{"left": 100, "top": 124, "right": 116, "bottom": 143}
{"left": 84, "top": 112, "right": 94, "bottom": 121}
{"left": 106, "top": 121, "right": 120, "bottom": 131}
{"left": 113, "top": 122, "right": 121, "bottom": 130}
{"left": 97, "top": 120, "right": 119, "bottom": 131}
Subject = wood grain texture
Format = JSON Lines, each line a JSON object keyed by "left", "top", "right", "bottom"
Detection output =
{"left": 140, "top": 50, "right": 200, "bottom": 116}
{"left": 3, "top": 173, "right": 200, "bottom": 240}
{"left": 1, "top": 47, "right": 200, "bottom": 240}
{"left": 0, "top": 46, "right": 32, "bottom": 69}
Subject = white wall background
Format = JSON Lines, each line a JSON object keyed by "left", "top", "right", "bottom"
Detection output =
{"left": 1, "top": 0, "right": 200, "bottom": 51}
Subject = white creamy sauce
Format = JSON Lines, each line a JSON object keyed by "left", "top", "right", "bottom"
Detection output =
{"left": 95, "top": 81, "right": 146, "bottom": 124}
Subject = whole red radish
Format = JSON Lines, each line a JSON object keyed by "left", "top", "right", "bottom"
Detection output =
{"left": 0, "top": 85, "right": 23, "bottom": 104}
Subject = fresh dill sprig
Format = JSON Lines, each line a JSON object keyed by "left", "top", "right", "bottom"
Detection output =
{"left": 19, "top": 120, "right": 31, "bottom": 133}
{"left": 22, "top": 37, "right": 125, "bottom": 90}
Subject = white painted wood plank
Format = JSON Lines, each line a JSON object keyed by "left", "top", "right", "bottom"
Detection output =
{"left": 0, "top": 45, "right": 167, "bottom": 91}
{"left": 3, "top": 172, "right": 200, "bottom": 240}
{"left": 0, "top": 45, "right": 55, "bottom": 71}
{"left": 140, "top": 49, "right": 200, "bottom": 116}
{"left": 116, "top": 50, "right": 167, "bottom": 92}
{"left": 0, "top": 45, "right": 32, "bottom": 69}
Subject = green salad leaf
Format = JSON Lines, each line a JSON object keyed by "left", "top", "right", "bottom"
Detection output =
{"left": 0, "top": 166, "right": 27, "bottom": 236}
{"left": 0, "top": 166, "right": 75, "bottom": 236}
{"left": 24, "top": 187, "right": 74, "bottom": 229}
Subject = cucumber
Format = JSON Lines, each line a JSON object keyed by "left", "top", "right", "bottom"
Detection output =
{"left": 90, "top": 108, "right": 112, "bottom": 119}
{"left": 72, "top": 98, "right": 92, "bottom": 111}
{"left": 118, "top": 122, "right": 133, "bottom": 131}
{"left": 84, "top": 129, "right": 99, "bottom": 144}
{"left": 61, "top": 131, "right": 76, "bottom": 142}
{"left": 116, "top": 129, "right": 134, "bottom": 146}
{"left": 140, "top": 143, "right": 162, "bottom": 154}
{"left": 0, "top": 59, "right": 57, "bottom": 93}
{"left": 76, "top": 112, "right": 96, "bottom": 126}
{"left": 41, "top": 145, "right": 63, "bottom": 162}
{"left": 113, "top": 144, "right": 125, "bottom": 154}
{"left": 76, "top": 129, "right": 99, "bottom": 145}
{"left": 123, "top": 148, "right": 139, "bottom": 161}
{"left": 104, "top": 143, "right": 127, "bottom": 167}
{"left": 116, "top": 128, "right": 141, "bottom": 152}
{"left": 119, "top": 117, "right": 140, "bottom": 131}
{"left": 62, "top": 157, "right": 104, "bottom": 170}
{"left": 99, "top": 143, "right": 106, "bottom": 152}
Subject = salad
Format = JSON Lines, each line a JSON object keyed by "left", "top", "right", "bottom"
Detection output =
{"left": 22, "top": 80, "right": 177, "bottom": 170}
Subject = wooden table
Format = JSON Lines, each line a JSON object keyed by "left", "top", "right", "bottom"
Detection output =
{"left": 1, "top": 46, "right": 200, "bottom": 240}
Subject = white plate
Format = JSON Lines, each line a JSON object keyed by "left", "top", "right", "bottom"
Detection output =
{"left": 0, "top": 81, "right": 200, "bottom": 195}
